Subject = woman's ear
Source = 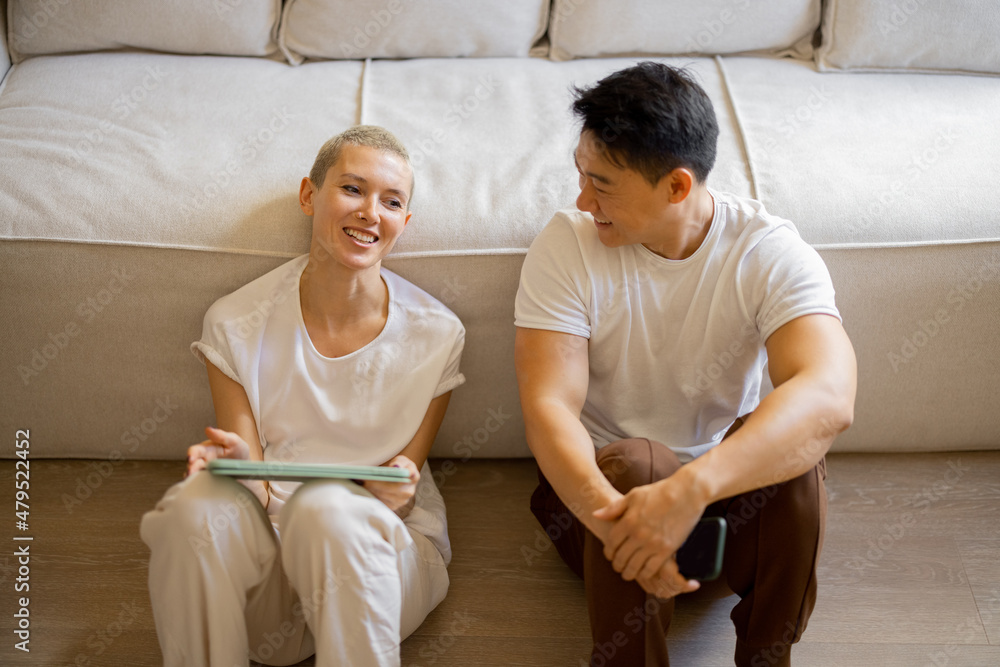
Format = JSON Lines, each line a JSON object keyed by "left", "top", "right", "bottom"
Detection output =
{"left": 299, "top": 177, "right": 316, "bottom": 215}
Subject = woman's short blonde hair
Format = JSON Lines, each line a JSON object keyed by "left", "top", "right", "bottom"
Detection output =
{"left": 308, "top": 125, "right": 413, "bottom": 203}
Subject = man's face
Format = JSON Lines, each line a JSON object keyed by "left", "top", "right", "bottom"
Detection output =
{"left": 300, "top": 144, "right": 412, "bottom": 271}
{"left": 574, "top": 130, "right": 666, "bottom": 249}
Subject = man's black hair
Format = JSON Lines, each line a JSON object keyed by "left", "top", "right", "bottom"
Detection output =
{"left": 571, "top": 62, "right": 719, "bottom": 186}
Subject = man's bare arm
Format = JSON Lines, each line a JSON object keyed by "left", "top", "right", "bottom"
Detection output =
{"left": 598, "top": 313, "right": 856, "bottom": 587}
{"left": 515, "top": 327, "right": 618, "bottom": 542}
{"left": 685, "top": 313, "right": 857, "bottom": 502}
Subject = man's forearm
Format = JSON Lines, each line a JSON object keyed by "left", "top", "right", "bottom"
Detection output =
{"left": 525, "top": 400, "right": 620, "bottom": 542}
{"left": 683, "top": 374, "right": 853, "bottom": 506}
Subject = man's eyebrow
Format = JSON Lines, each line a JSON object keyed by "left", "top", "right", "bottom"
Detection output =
{"left": 573, "top": 155, "right": 613, "bottom": 186}
{"left": 341, "top": 173, "right": 408, "bottom": 200}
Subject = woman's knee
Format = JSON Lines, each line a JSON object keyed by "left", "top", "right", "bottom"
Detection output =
{"left": 281, "top": 480, "right": 405, "bottom": 547}
{"left": 595, "top": 438, "right": 682, "bottom": 493}
{"left": 140, "top": 471, "right": 259, "bottom": 545}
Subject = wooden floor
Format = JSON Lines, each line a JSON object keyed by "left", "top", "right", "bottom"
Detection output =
{"left": 1, "top": 452, "right": 999, "bottom": 666}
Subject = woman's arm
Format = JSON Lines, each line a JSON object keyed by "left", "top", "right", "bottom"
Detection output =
{"left": 185, "top": 361, "right": 270, "bottom": 510}
{"left": 363, "top": 391, "right": 453, "bottom": 518}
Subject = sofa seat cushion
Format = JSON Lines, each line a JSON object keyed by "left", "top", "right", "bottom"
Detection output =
{"left": 720, "top": 57, "right": 1000, "bottom": 246}
{"left": 0, "top": 55, "right": 752, "bottom": 256}
{"left": 363, "top": 57, "right": 754, "bottom": 258}
{"left": 0, "top": 52, "right": 361, "bottom": 254}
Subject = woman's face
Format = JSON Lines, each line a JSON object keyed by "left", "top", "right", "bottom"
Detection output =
{"left": 300, "top": 144, "right": 413, "bottom": 272}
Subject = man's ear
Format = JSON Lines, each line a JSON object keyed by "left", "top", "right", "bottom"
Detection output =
{"left": 299, "top": 177, "right": 315, "bottom": 215}
{"left": 661, "top": 168, "right": 695, "bottom": 204}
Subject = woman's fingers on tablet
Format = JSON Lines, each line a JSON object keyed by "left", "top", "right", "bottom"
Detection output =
{"left": 387, "top": 454, "right": 419, "bottom": 483}
{"left": 204, "top": 426, "right": 250, "bottom": 460}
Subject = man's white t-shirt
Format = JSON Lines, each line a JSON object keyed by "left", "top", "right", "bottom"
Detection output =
{"left": 514, "top": 190, "right": 840, "bottom": 462}
{"left": 192, "top": 255, "right": 465, "bottom": 562}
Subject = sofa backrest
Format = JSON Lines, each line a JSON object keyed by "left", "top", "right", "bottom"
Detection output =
{"left": 278, "top": 0, "right": 550, "bottom": 65}
{"left": 5, "top": 0, "right": 280, "bottom": 63}
{"left": 816, "top": 0, "right": 1000, "bottom": 74}
{"left": 548, "top": 0, "right": 820, "bottom": 61}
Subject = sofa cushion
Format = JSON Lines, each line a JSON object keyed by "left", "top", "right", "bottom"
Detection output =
{"left": 0, "top": 54, "right": 752, "bottom": 260}
{"left": 0, "top": 52, "right": 360, "bottom": 253}
{"left": 363, "top": 57, "right": 754, "bottom": 257}
{"left": 549, "top": 0, "right": 820, "bottom": 61}
{"left": 279, "top": 0, "right": 550, "bottom": 64}
{"left": 719, "top": 56, "right": 1000, "bottom": 246}
{"left": 5, "top": 0, "right": 280, "bottom": 62}
{"left": 816, "top": 0, "right": 1000, "bottom": 74}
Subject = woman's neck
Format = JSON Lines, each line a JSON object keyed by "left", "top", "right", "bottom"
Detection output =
{"left": 298, "top": 253, "right": 388, "bottom": 357}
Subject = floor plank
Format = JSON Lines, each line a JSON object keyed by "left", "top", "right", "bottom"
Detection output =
{"left": 0, "top": 452, "right": 998, "bottom": 666}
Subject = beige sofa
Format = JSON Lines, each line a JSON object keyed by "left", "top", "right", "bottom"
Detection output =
{"left": 2, "top": 0, "right": 999, "bottom": 461}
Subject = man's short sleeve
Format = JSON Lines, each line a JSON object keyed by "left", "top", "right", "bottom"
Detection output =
{"left": 742, "top": 226, "right": 841, "bottom": 342}
{"left": 190, "top": 299, "right": 242, "bottom": 385}
{"left": 514, "top": 213, "right": 592, "bottom": 338}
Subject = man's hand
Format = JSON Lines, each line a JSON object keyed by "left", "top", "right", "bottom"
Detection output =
{"left": 186, "top": 425, "right": 252, "bottom": 477}
{"left": 636, "top": 556, "right": 699, "bottom": 599}
{"left": 593, "top": 472, "right": 706, "bottom": 597}
{"left": 363, "top": 455, "right": 420, "bottom": 519}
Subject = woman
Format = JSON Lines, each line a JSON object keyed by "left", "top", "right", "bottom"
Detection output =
{"left": 140, "top": 126, "right": 465, "bottom": 667}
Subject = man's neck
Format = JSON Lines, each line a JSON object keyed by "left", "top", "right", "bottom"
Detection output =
{"left": 643, "top": 188, "right": 715, "bottom": 261}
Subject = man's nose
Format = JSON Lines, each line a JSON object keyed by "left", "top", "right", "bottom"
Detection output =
{"left": 576, "top": 178, "right": 597, "bottom": 213}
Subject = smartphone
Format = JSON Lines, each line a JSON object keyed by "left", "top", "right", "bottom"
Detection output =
{"left": 676, "top": 517, "right": 727, "bottom": 581}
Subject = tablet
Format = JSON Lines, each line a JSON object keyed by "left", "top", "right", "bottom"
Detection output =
{"left": 207, "top": 459, "right": 412, "bottom": 483}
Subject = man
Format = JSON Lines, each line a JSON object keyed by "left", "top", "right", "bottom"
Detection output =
{"left": 514, "top": 62, "right": 856, "bottom": 666}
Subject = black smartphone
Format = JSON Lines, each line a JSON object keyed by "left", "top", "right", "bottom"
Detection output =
{"left": 676, "top": 516, "right": 727, "bottom": 581}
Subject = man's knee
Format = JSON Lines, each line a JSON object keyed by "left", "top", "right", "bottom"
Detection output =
{"left": 595, "top": 438, "right": 681, "bottom": 494}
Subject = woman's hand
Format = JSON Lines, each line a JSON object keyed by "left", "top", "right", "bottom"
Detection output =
{"left": 185, "top": 425, "right": 252, "bottom": 478}
{"left": 362, "top": 455, "right": 420, "bottom": 519}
